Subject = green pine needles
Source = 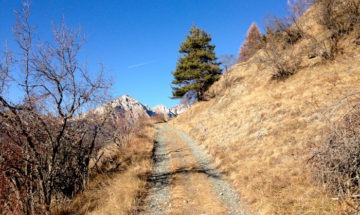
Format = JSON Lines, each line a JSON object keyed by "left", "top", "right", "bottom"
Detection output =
{"left": 171, "top": 26, "right": 222, "bottom": 101}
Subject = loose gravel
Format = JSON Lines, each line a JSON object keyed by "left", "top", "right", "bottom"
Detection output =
{"left": 141, "top": 125, "right": 171, "bottom": 215}
{"left": 175, "top": 127, "right": 246, "bottom": 215}
{"left": 141, "top": 124, "right": 247, "bottom": 215}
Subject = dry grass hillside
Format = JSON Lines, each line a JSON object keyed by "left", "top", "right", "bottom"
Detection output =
{"left": 172, "top": 4, "right": 360, "bottom": 214}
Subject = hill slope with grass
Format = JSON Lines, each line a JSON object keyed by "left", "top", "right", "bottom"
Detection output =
{"left": 172, "top": 2, "right": 360, "bottom": 214}
{"left": 52, "top": 2, "right": 359, "bottom": 214}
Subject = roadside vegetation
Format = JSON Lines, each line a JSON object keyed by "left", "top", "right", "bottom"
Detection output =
{"left": 174, "top": 0, "right": 360, "bottom": 213}
{"left": 52, "top": 119, "right": 156, "bottom": 215}
{"left": 0, "top": 2, "right": 158, "bottom": 214}
{"left": 0, "top": 2, "right": 112, "bottom": 214}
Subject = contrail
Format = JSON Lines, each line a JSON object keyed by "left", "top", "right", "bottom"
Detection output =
{"left": 127, "top": 60, "right": 156, "bottom": 69}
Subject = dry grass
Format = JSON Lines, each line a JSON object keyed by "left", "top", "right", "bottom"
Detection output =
{"left": 173, "top": 44, "right": 360, "bottom": 214}
{"left": 169, "top": 173, "right": 226, "bottom": 215}
{"left": 51, "top": 121, "right": 156, "bottom": 215}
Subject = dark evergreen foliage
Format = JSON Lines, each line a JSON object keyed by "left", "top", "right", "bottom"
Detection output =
{"left": 171, "top": 26, "right": 222, "bottom": 101}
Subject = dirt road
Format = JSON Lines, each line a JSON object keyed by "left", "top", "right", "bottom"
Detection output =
{"left": 140, "top": 124, "right": 247, "bottom": 215}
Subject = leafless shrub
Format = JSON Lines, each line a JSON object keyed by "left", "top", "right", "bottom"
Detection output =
{"left": 181, "top": 90, "right": 197, "bottom": 107}
{"left": 219, "top": 54, "right": 236, "bottom": 72}
{"left": 266, "top": 17, "right": 304, "bottom": 45}
{"left": 288, "top": 0, "right": 315, "bottom": 19}
{"left": 317, "top": 0, "right": 360, "bottom": 35}
{"left": 0, "top": 2, "right": 111, "bottom": 214}
{"left": 259, "top": 30, "right": 302, "bottom": 80}
{"left": 0, "top": 46, "right": 12, "bottom": 95}
{"left": 266, "top": 0, "right": 315, "bottom": 46}
{"left": 109, "top": 115, "right": 135, "bottom": 147}
{"left": 314, "top": 0, "right": 360, "bottom": 59}
{"left": 260, "top": 0, "right": 314, "bottom": 80}
{"left": 310, "top": 95, "right": 360, "bottom": 211}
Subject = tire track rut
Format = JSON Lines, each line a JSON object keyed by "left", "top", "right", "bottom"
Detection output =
{"left": 141, "top": 124, "right": 247, "bottom": 215}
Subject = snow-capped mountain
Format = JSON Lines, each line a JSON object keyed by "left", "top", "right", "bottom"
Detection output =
{"left": 109, "top": 95, "right": 155, "bottom": 119}
{"left": 152, "top": 105, "right": 175, "bottom": 118}
{"left": 94, "top": 95, "right": 154, "bottom": 123}
{"left": 170, "top": 104, "right": 188, "bottom": 115}
{"left": 94, "top": 94, "right": 189, "bottom": 122}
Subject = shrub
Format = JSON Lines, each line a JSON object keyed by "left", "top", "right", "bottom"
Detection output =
{"left": 266, "top": 16, "right": 304, "bottom": 45}
{"left": 0, "top": 3, "right": 111, "bottom": 213}
{"left": 259, "top": 29, "right": 302, "bottom": 80}
{"left": 311, "top": 102, "right": 360, "bottom": 204}
{"left": 315, "top": 0, "right": 360, "bottom": 59}
{"left": 260, "top": 0, "right": 311, "bottom": 81}
{"left": 317, "top": 0, "right": 360, "bottom": 35}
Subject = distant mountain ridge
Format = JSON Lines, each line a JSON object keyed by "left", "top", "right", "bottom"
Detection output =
{"left": 95, "top": 95, "right": 188, "bottom": 122}
{"left": 110, "top": 95, "right": 155, "bottom": 120}
{"left": 152, "top": 105, "right": 175, "bottom": 118}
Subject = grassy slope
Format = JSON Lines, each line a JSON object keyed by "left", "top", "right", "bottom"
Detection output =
{"left": 172, "top": 41, "right": 360, "bottom": 214}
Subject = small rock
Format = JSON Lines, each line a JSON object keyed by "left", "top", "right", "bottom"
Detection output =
{"left": 308, "top": 53, "right": 317, "bottom": 59}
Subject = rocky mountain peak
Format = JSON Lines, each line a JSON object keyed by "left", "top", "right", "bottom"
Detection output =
{"left": 94, "top": 94, "right": 189, "bottom": 122}
{"left": 152, "top": 104, "right": 175, "bottom": 118}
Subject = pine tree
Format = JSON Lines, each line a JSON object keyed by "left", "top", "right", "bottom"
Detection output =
{"left": 171, "top": 26, "right": 222, "bottom": 101}
{"left": 237, "top": 23, "right": 262, "bottom": 62}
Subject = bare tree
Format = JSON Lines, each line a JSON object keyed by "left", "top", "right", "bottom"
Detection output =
{"left": 180, "top": 90, "right": 197, "bottom": 107}
{"left": 219, "top": 54, "right": 236, "bottom": 72}
{"left": 0, "top": 45, "right": 12, "bottom": 95}
{"left": 287, "top": 0, "right": 314, "bottom": 20}
{"left": 13, "top": 1, "right": 34, "bottom": 102}
{"left": 0, "top": 2, "right": 111, "bottom": 214}
{"left": 237, "top": 23, "right": 263, "bottom": 63}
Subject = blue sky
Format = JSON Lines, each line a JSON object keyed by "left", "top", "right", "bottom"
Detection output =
{"left": 0, "top": 0, "right": 287, "bottom": 108}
